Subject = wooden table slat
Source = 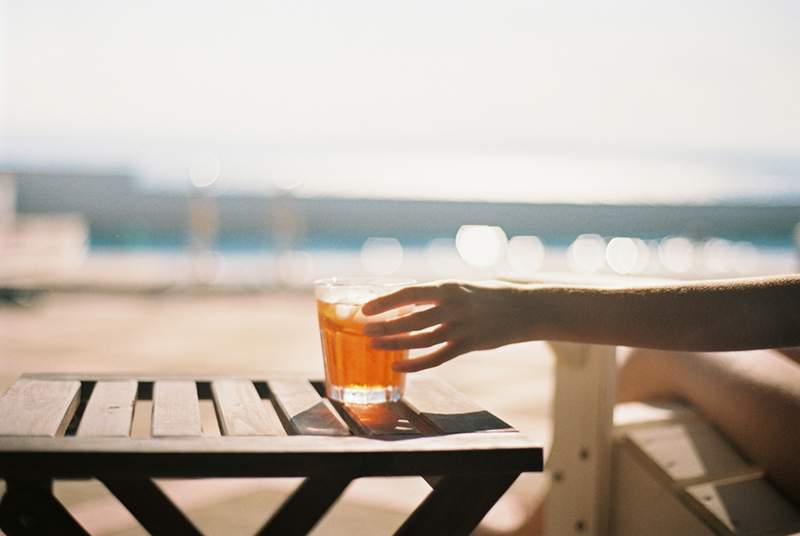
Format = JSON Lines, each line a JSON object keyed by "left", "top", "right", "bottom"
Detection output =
{"left": 152, "top": 381, "right": 202, "bottom": 437}
{"left": 77, "top": 381, "right": 137, "bottom": 437}
{"left": 211, "top": 380, "right": 286, "bottom": 436}
{"left": 0, "top": 379, "right": 81, "bottom": 437}
{"left": 0, "top": 430, "right": 537, "bottom": 453}
{"left": 267, "top": 378, "right": 350, "bottom": 436}
{"left": 403, "top": 377, "right": 514, "bottom": 434}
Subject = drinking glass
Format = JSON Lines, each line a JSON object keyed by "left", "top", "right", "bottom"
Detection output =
{"left": 315, "top": 277, "right": 414, "bottom": 404}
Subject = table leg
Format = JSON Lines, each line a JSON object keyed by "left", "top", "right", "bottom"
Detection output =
{"left": 102, "top": 478, "right": 202, "bottom": 536}
{"left": 0, "top": 479, "right": 88, "bottom": 536}
{"left": 395, "top": 473, "right": 519, "bottom": 536}
{"left": 257, "top": 475, "right": 353, "bottom": 536}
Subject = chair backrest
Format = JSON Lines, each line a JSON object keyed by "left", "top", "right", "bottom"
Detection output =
{"left": 544, "top": 342, "right": 616, "bottom": 536}
{"left": 544, "top": 340, "right": 800, "bottom": 535}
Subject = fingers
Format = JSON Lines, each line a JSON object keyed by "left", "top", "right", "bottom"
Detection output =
{"left": 371, "top": 325, "right": 452, "bottom": 350}
{"left": 361, "top": 281, "right": 469, "bottom": 373}
{"left": 361, "top": 284, "right": 447, "bottom": 315}
{"left": 363, "top": 306, "right": 448, "bottom": 337}
{"left": 392, "top": 343, "right": 464, "bottom": 373}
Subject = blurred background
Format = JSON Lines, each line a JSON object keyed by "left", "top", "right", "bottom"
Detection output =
{"left": 1, "top": 1, "right": 799, "bottom": 534}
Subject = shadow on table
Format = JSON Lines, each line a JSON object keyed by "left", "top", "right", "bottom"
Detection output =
{"left": 338, "top": 403, "right": 514, "bottom": 439}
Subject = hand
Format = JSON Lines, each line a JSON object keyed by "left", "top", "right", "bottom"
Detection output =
{"left": 362, "top": 281, "right": 530, "bottom": 372}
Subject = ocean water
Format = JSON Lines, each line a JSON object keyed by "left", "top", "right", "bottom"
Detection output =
{"left": 4, "top": 137, "right": 800, "bottom": 205}
{"left": 136, "top": 148, "right": 800, "bottom": 206}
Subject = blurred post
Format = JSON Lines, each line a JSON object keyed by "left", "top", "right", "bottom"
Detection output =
{"left": 0, "top": 175, "right": 15, "bottom": 278}
{"left": 187, "top": 156, "right": 221, "bottom": 284}
{"left": 0, "top": 174, "right": 15, "bottom": 230}
{"left": 188, "top": 187, "right": 219, "bottom": 283}
{"left": 270, "top": 187, "right": 308, "bottom": 287}
{"left": 794, "top": 222, "right": 800, "bottom": 272}
{"left": 271, "top": 192, "right": 303, "bottom": 251}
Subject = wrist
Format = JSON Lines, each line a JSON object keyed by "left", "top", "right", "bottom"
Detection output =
{"left": 504, "top": 285, "right": 563, "bottom": 343}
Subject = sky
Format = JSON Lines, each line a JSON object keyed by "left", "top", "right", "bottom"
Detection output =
{"left": 1, "top": 1, "right": 799, "bottom": 202}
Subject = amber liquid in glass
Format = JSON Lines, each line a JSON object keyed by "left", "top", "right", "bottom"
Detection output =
{"left": 317, "top": 299, "right": 406, "bottom": 403}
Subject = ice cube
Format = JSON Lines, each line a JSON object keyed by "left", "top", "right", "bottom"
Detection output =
{"left": 342, "top": 289, "right": 376, "bottom": 305}
{"left": 335, "top": 303, "right": 358, "bottom": 320}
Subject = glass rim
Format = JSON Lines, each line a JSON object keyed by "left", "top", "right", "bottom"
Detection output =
{"left": 314, "top": 276, "right": 416, "bottom": 289}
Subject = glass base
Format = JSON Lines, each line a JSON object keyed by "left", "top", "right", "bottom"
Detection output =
{"left": 326, "top": 384, "right": 403, "bottom": 404}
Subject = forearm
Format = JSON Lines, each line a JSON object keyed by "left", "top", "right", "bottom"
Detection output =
{"left": 363, "top": 276, "right": 800, "bottom": 372}
{"left": 522, "top": 275, "right": 800, "bottom": 351}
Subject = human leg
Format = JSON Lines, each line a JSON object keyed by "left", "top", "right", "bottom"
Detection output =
{"left": 618, "top": 347, "right": 800, "bottom": 505}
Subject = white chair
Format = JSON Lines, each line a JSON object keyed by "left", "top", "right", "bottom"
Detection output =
{"left": 544, "top": 341, "right": 800, "bottom": 535}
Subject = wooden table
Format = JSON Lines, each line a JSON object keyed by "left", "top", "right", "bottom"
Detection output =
{"left": 0, "top": 374, "right": 542, "bottom": 536}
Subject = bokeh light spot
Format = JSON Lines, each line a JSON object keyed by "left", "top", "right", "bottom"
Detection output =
{"left": 278, "top": 250, "right": 314, "bottom": 287}
{"left": 360, "top": 237, "right": 404, "bottom": 275}
{"left": 568, "top": 234, "right": 606, "bottom": 273}
{"left": 606, "top": 237, "right": 639, "bottom": 275}
{"left": 507, "top": 235, "right": 545, "bottom": 275}
{"left": 188, "top": 154, "right": 221, "bottom": 189}
{"left": 659, "top": 236, "right": 695, "bottom": 274}
{"left": 455, "top": 225, "right": 508, "bottom": 268}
